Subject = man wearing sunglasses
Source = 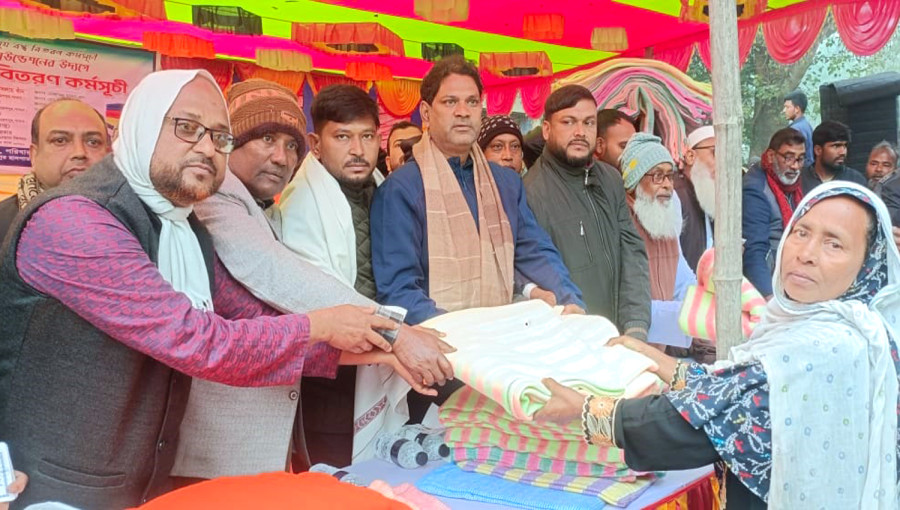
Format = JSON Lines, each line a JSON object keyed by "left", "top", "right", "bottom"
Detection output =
{"left": 742, "top": 127, "right": 807, "bottom": 298}
{"left": 620, "top": 132, "right": 696, "bottom": 353}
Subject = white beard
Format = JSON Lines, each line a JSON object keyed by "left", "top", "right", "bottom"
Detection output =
{"left": 777, "top": 170, "right": 800, "bottom": 186}
{"left": 633, "top": 186, "right": 683, "bottom": 240}
{"left": 690, "top": 160, "right": 716, "bottom": 219}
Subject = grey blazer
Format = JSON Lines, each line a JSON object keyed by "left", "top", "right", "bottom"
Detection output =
{"left": 172, "top": 170, "right": 374, "bottom": 478}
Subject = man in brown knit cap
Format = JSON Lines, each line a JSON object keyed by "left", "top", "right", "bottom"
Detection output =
{"left": 183, "top": 80, "right": 452, "bottom": 479}
{"left": 172, "top": 78, "right": 312, "bottom": 482}
{"left": 221, "top": 78, "right": 306, "bottom": 230}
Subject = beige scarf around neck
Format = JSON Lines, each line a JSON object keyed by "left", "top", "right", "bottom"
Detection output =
{"left": 414, "top": 132, "right": 515, "bottom": 312}
{"left": 16, "top": 172, "right": 44, "bottom": 210}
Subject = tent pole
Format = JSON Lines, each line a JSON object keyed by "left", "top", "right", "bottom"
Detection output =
{"left": 708, "top": 0, "right": 744, "bottom": 360}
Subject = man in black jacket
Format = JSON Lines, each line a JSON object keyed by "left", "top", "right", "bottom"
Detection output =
{"left": 799, "top": 120, "right": 866, "bottom": 195}
{"left": 524, "top": 85, "right": 651, "bottom": 341}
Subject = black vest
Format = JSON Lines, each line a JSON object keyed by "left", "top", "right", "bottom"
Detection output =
{"left": 0, "top": 155, "right": 215, "bottom": 509}
{"left": 339, "top": 180, "right": 376, "bottom": 300}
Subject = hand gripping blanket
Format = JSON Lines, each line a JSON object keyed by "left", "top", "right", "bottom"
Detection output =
{"left": 436, "top": 387, "right": 656, "bottom": 507}
{"left": 440, "top": 386, "right": 637, "bottom": 478}
{"left": 420, "top": 300, "right": 662, "bottom": 420}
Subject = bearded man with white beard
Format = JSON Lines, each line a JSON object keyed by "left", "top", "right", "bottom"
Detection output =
{"left": 742, "top": 127, "right": 807, "bottom": 298}
{"left": 674, "top": 126, "right": 717, "bottom": 272}
{"left": 621, "top": 133, "right": 697, "bottom": 352}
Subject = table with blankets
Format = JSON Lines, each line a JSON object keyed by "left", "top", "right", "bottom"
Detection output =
{"left": 409, "top": 300, "right": 719, "bottom": 509}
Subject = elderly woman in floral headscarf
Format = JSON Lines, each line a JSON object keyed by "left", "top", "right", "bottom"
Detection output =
{"left": 538, "top": 181, "right": 900, "bottom": 510}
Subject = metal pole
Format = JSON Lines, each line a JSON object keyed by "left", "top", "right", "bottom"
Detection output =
{"left": 708, "top": 0, "right": 744, "bottom": 360}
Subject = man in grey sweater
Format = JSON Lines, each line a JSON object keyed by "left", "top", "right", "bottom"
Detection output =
{"left": 180, "top": 79, "right": 453, "bottom": 480}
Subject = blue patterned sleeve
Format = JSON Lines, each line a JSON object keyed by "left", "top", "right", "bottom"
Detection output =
{"left": 666, "top": 361, "right": 773, "bottom": 502}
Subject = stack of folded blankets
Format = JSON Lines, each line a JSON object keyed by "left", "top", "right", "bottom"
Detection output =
{"left": 415, "top": 300, "right": 665, "bottom": 508}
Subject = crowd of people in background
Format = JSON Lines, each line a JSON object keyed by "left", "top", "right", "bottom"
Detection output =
{"left": 0, "top": 57, "right": 898, "bottom": 509}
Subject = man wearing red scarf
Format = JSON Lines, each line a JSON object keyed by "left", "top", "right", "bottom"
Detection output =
{"left": 742, "top": 128, "right": 806, "bottom": 298}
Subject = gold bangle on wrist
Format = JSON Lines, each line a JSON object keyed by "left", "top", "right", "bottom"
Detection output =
{"left": 670, "top": 359, "right": 689, "bottom": 390}
{"left": 581, "top": 394, "right": 620, "bottom": 447}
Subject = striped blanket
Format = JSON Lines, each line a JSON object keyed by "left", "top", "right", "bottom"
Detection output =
{"left": 455, "top": 460, "right": 653, "bottom": 507}
{"left": 452, "top": 446, "right": 630, "bottom": 478}
{"left": 421, "top": 300, "right": 662, "bottom": 420}
{"left": 678, "top": 248, "right": 767, "bottom": 342}
{"left": 437, "top": 386, "right": 657, "bottom": 507}
{"left": 416, "top": 463, "right": 607, "bottom": 510}
{"left": 440, "top": 386, "right": 630, "bottom": 470}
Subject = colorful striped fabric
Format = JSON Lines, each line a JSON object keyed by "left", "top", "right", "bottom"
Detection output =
{"left": 416, "top": 462, "right": 607, "bottom": 510}
{"left": 440, "top": 386, "right": 631, "bottom": 470}
{"left": 441, "top": 385, "right": 585, "bottom": 440}
{"left": 452, "top": 446, "right": 630, "bottom": 478}
{"left": 420, "top": 300, "right": 662, "bottom": 420}
{"left": 444, "top": 428, "right": 632, "bottom": 473}
{"left": 455, "top": 460, "right": 654, "bottom": 507}
{"left": 555, "top": 58, "right": 712, "bottom": 165}
{"left": 440, "top": 386, "right": 655, "bottom": 495}
{"left": 677, "top": 248, "right": 767, "bottom": 342}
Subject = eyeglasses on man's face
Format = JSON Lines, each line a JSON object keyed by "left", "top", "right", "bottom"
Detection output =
{"left": 776, "top": 151, "right": 805, "bottom": 167}
{"left": 165, "top": 116, "right": 235, "bottom": 154}
{"left": 645, "top": 171, "right": 675, "bottom": 184}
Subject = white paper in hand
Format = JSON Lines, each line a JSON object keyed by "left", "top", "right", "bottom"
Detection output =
{"left": 0, "top": 442, "right": 16, "bottom": 503}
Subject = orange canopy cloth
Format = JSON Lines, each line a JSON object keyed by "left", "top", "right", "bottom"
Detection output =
{"left": 135, "top": 472, "right": 412, "bottom": 510}
{"left": 292, "top": 22, "right": 405, "bottom": 56}
{"left": 142, "top": 31, "right": 215, "bottom": 58}
{"left": 480, "top": 51, "right": 552, "bottom": 77}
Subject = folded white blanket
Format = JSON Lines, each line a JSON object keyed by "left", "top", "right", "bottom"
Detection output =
{"left": 421, "top": 300, "right": 662, "bottom": 420}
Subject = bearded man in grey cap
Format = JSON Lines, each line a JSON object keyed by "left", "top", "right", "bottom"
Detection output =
{"left": 621, "top": 133, "right": 696, "bottom": 353}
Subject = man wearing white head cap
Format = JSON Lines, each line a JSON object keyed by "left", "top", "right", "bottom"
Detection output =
{"left": 674, "top": 125, "right": 716, "bottom": 272}
{"left": 0, "top": 70, "right": 415, "bottom": 508}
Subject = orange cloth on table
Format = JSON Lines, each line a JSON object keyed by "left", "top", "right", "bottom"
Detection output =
{"left": 134, "top": 472, "right": 411, "bottom": 510}
{"left": 649, "top": 472, "right": 720, "bottom": 510}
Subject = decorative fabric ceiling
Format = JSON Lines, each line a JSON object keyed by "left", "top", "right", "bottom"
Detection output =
{"left": 4, "top": 0, "right": 898, "bottom": 93}
{"left": 5, "top": 0, "right": 840, "bottom": 81}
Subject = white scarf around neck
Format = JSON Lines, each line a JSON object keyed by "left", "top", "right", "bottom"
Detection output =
{"left": 726, "top": 182, "right": 900, "bottom": 509}
{"left": 113, "top": 69, "right": 227, "bottom": 311}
